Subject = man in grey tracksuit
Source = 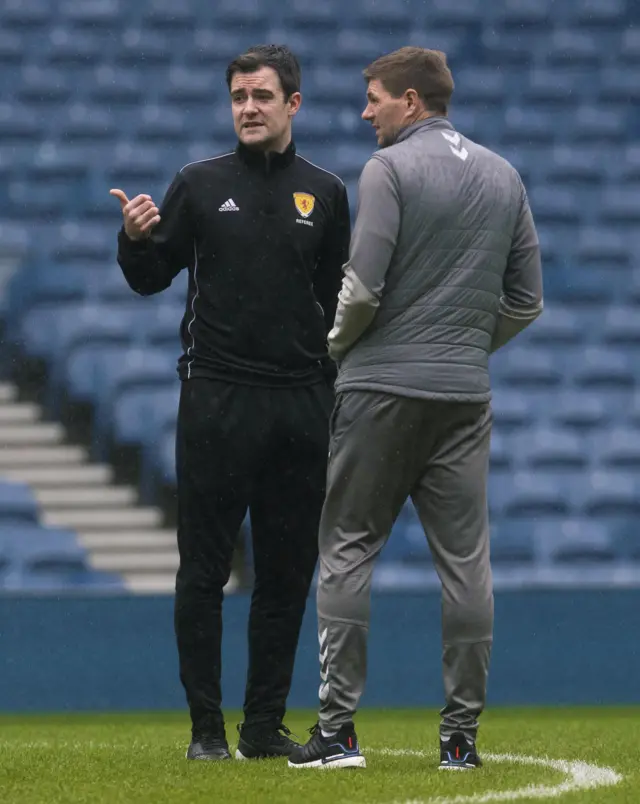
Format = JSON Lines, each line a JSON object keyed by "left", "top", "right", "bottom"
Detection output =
{"left": 289, "top": 47, "right": 543, "bottom": 771}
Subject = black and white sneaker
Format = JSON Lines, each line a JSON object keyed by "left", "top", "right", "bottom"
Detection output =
{"left": 439, "top": 732, "right": 482, "bottom": 770}
{"left": 288, "top": 723, "right": 366, "bottom": 769}
{"left": 186, "top": 733, "right": 231, "bottom": 761}
{"left": 235, "top": 722, "right": 300, "bottom": 760}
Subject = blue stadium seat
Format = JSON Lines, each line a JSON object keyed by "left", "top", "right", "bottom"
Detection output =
{"left": 548, "top": 391, "right": 612, "bottom": 430}
{"left": 0, "top": 103, "right": 41, "bottom": 142}
{"left": 490, "top": 390, "right": 537, "bottom": 430}
{"left": 137, "top": 106, "right": 192, "bottom": 143}
{"left": 428, "top": 0, "right": 484, "bottom": 24}
{"left": 522, "top": 305, "right": 592, "bottom": 346}
{"left": 140, "top": 424, "right": 176, "bottom": 501}
{"left": 281, "top": 0, "right": 341, "bottom": 29}
{"left": 550, "top": 268, "right": 628, "bottom": 304}
{"left": 598, "top": 68, "right": 640, "bottom": 103}
{"left": 211, "top": 0, "right": 267, "bottom": 26}
{"left": 162, "top": 68, "right": 216, "bottom": 106}
{"left": 0, "top": 481, "right": 39, "bottom": 524}
{"left": 44, "top": 28, "right": 102, "bottom": 66}
{"left": 544, "top": 30, "right": 601, "bottom": 67}
{"left": 491, "top": 0, "right": 555, "bottom": 27}
{"left": 513, "top": 428, "right": 587, "bottom": 470}
{"left": 106, "top": 140, "right": 170, "bottom": 183}
{"left": 583, "top": 472, "right": 640, "bottom": 517}
{"left": 528, "top": 186, "right": 581, "bottom": 223}
{"left": 577, "top": 227, "right": 631, "bottom": 264}
{"left": 490, "top": 520, "right": 536, "bottom": 564}
{"left": 348, "top": 0, "right": 414, "bottom": 28}
{"left": 546, "top": 145, "right": 605, "bottom": 184}
{"left": 89, "top": 65, "right": 143, "bottom": 105}
{"left": 601, "top": 187, "right": 640, "bottom": 223}
{"left": 491, "top": 347, "right": 564, "bottom": 388}
{"left": 116, "top": 29, "right": 172, "bottom": 66}
{"left": 334, "top": 30, "right": 406, "bottom": 64}
{"left": 494, "top": 472, "right": 579, "bottom": 518}
{"left": 571, "top": 347, "right": 635, "bottom": 389}
{"left": 0, "top": 30, "right": 24, "bottom": 64}
{"left": 141, "top": 0, "right": 197, "bottom": 31}
{"left": 549, "top": 520, "right": 616, "bottom": 564}
{"left": 57, "top": 0, "right": 121, "bottom": 27}
{"left": 570, "top": 104, "right": 628, "bottom": 143}
{"left": 602, "top": 306, "right": 640, "bottom": 344}
{"left": 612, "top": 521, "right": 640, "bottom": 562}
{"left": 502, "top": 106, "right": 556, "bottom": 144}
{"left": 90, "top": 348, "right": 178, "bottom": 456}
{"left": 592, "top": 429, "right": 640, "bottom": 469}
{"left": 620, "top": 27, "right": 640, "bottom": 64}
{"left": 5, "top": 264, "right": 88, "bottom": 329}
{"left": 1, "top": 0, "right": 50, "bottom": 29}
{"left": 489, "top": 429, "right": 510, "bottom": 470}
{"left": 20, "top": 301, "right": 125, "bottom": 365}
{"left": 108, "top": 384, "right": 180, "bottom": 453}
{"left": 0, "top": 523, "right": 124, "bottom": 591}
{"left": 452, "top": 68, "right": 507, "bottom": 106}
{"left": 55, "top": 103, "right": 116, "bottom": 143}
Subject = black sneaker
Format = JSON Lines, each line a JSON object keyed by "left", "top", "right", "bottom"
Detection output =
{"left": 235, "top": 722, "right": 300, "bottom": 760}
{"left": 288, "top": 723, "right": 366, "bottom": 769}
{"left": 186, "top": 733, "right": 231, "bottom": 761}
{"left": 439, "top": 732, "right": 482, "bottom": 770}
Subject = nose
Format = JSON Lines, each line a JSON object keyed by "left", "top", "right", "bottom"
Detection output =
{"left": 243, "top": 97, "right": 258, "bottom": 116}
{"left": 362, "top": 104, "right": 374, "bottom": 122}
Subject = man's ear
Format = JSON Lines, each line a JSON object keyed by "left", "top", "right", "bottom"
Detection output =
{"left": 405, "top": 88, "right": 420, "bottom": 111}
{"left": 289, "top": 91, "right": 302, "bottom": 117}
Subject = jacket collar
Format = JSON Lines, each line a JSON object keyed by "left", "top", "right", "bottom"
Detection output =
{"left": 235, "top": 139, "right": 297, "bottom": 170}
{"left": 394, "top": 116, "right": 454, "bottom": 145}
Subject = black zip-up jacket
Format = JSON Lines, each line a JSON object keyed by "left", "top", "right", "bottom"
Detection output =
{"left": 116, "top": 140, "right": 350, "bottom": 386}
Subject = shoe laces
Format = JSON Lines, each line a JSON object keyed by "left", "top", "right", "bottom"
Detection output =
{"left": 196, "top": 734, "right": 227, "bottom": 750}
{"left": 237, "top": 721, "right": 297, "bottom": 742}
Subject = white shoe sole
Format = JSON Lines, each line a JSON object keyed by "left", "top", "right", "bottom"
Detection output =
{"left": 288, "top": 755, "right": 366, "bottom": 769}
{"left": 439, "top": 763, "right": 477, "bottom": 771}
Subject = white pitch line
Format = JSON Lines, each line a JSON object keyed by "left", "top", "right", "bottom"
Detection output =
{"left": 368, "top": 749, "right": 623, "bottom": 803}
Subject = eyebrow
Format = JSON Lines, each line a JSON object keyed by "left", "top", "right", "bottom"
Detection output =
{"left": 231, "top": 88, "right": 275, "bottom": 96}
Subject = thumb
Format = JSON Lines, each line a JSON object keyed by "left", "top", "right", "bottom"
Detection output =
{"left": 109, "top": 188, "right": 130, "bottom": 209}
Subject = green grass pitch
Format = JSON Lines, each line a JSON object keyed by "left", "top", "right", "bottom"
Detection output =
{"left": 0, "top": 708, "right": 638, "bottom": 803}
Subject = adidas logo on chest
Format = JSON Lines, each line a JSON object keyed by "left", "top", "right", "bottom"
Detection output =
{"left": 219, "top": 198, "right": 239, "bottom": 212}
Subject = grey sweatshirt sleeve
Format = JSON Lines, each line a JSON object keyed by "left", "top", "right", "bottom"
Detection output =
{"left": 491, "top": 180, "right": 544, "bottom": 353}
{"left": 328, "top": 156, "right": 400, "bottom": 361}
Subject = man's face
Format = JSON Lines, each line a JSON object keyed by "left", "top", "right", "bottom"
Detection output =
{"left": 230, "top": 66, "right": 300, "bottom": 151}
{"left": 362, "top": 79, "right": 410, "bottom": 148}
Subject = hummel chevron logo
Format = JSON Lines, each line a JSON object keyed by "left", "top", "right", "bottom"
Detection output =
{"left": 442, "top": 130, "right": 468, "bottom": 161}
{"left": 219, "top": 198, "right": 239, "bottom": 211}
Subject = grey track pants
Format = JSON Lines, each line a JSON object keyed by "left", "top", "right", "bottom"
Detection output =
{"left": 317, "top": 390, "right": 493, "bottom": 741}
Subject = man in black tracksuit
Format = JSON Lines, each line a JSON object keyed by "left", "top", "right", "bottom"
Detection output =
{"left": 111, "top": 45, "right": 350, "bottom": 761}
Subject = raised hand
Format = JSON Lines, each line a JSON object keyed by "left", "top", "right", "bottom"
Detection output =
{"left": 110, "top": 189, "right": 161, "bottom": 241}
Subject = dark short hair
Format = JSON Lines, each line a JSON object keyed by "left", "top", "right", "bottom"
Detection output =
{"left": 226, "top": 44, "right": 301, "bottom": 99}
{"left": 363, "top": 47, "right": 454, "bottom": 115}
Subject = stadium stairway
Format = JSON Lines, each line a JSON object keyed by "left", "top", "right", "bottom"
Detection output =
{"left": 0, "top": 379, "right": 183, "bottom": 593}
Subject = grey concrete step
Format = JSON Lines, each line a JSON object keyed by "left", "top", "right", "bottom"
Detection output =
{"left": 0, "top": 383, "right": 16, "bottom": 402}
{"left": 5, "top": 465, "right": 113, "bottom": 487}
{"left": 35, "top": 486, "right": 138, "bottom": 508}
{"left": 0, "top": 423, "right": 64, "bottom": 445}
{"left": 43, "top": 507, "right": 163, "bottom": 531}
{"left": 91, "top": 551, "right": 179, "bottom": 573}
{"left": 0, "top": 403, "right": 39, "bottom": 423}
{"left": 79, "top": 530, "right": 176, "bottom": 552}
{"left": 122, "top": 574, "right": 177, "bottom": 594}
{"left": 0, "top": 445, "right": 86, "bottom": 466}
{"left": 122, "top": 573, "right": 240, "bottom": 595}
